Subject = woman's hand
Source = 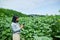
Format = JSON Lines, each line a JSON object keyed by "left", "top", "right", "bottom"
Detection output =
{"left": 20, "top": 24, "right": 24, "bottom": 29}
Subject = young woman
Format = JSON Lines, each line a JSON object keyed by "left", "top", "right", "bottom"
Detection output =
{"left": 11, "top": 16, "right": 23, "bottom": 40}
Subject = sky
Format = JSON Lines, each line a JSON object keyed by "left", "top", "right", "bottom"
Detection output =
{"left": 0, "top": 0, "right": 60, "bottom": 15}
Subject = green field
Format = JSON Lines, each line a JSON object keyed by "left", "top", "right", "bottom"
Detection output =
{"left": 0, "top": 8, "right": 60, "bottom": 40}
{"left": 0, "top": 16, "right": 60, "bottom": 40}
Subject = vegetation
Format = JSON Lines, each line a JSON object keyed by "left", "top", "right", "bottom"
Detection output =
{"left": 0, "top": 8, "right": 27, "bottom": 17}
{"left": 0, "top": 8, "right": 60, "bottom": 40}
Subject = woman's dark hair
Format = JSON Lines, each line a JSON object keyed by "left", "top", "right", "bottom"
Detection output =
{"left": 12, "top": 15, "right": 19, "bottom": 23}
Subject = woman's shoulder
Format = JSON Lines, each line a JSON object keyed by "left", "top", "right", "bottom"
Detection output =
{"left": 11, "top": 22, "right": 16, "bottom": 25}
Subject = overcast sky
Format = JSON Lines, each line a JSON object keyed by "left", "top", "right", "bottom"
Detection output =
{"left": 0, "top": 0, "right": 60, "bottom": 15}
